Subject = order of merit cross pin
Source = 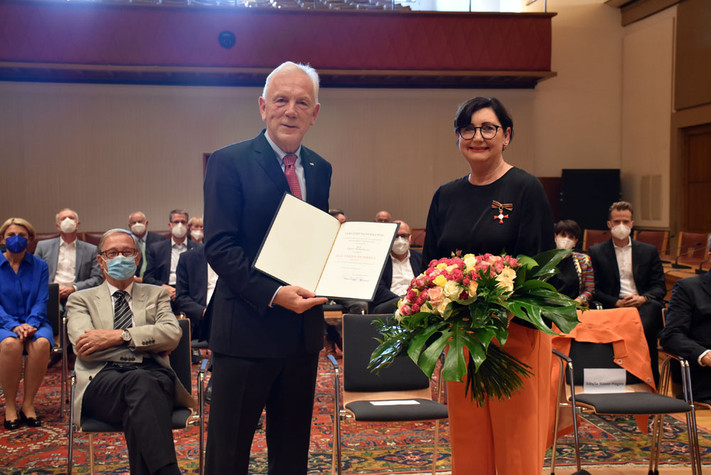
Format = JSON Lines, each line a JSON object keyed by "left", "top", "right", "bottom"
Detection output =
{"left": 492, "top": 200, "right": 513, "bottom": 224}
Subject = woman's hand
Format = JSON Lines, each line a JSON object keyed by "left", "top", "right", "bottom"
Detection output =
{"left": 12, "top": 323, "right": 37, "bottom": 341}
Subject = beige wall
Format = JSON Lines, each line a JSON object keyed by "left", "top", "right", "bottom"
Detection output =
{"left": 1, "top": 0, "right": 672, "bottom": 233}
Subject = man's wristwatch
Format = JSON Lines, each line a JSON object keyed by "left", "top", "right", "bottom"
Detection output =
{"left": 121, "top": 329, "right": 132, "bottom": 345}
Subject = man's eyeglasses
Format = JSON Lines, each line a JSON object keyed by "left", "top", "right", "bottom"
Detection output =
{"left": 101, "top": 249, "right": 139, "bottom": 259}
{"left": 457, "top": 124, "right": 501, "bottom": 140}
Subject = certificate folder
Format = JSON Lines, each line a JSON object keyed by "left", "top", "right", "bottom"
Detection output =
{"left": 253, "top": 193, "right": 399, "bottom": 301}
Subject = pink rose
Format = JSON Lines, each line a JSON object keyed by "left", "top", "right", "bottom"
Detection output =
{"left": 428, "top": 286, "right": 444, "bottom": 306}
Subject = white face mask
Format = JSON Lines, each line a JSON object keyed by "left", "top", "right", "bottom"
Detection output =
{"left": 59, "top": 217, "right": 77, "bottom": 234}
{"left": 391, "top": 236, "right": 410, "bottom": 255}
{"left": 190, "top": 230, "right": 204, "bottom": 242}
{"left": 555, "top": 236, "right": 576, "bottom": 250}
{"left": 171, "top": 223, "right": 187, "bottom": 239}
{"left": 610, "top": 224, "right": 631, "bottom": 241}
{"left": 130, "top": 222, "right": 146, "bottom": 236}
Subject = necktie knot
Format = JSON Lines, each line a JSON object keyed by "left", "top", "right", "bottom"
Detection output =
{"left": 283, "top": 154, "right": 297, "bottom": 167}
{"left": 113, "top": 290, "right": 128, "bottom": 299}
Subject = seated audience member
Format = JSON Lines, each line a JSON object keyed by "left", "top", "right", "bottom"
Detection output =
{"left": 375, "top": 210, "right": 392, "bottom": 223}
{"left": 175, "top": 246, "right": 216, "bottom": 337}
{"left": 143, "top": 210, "right": 200, "bottom": 306}
{"left": 66, "top": 229, "right": 193, "bottom": 475}
{"left": 550, "top": 219, "right": 595, "bottom": 307}
{"left": 35, "top": 208, "right": 102, "bottom": 365}
{"left": 589, "top": 201, "right": 666, "bottom": 383}
{"left": 371, "top": 220, "right": 422, "bottom": 314}
{"left": 328, "top": 209, "right": 346, "bottom": 224}
{"left": 128, "top": 211, "right": 166, "bottom": 280}
{"left": 187, "top": 216, "right": 204, "bottom": 244}
{"left": 660, "top": 270, "right": 711, "bottom": 402}
{"left": 34, "top": 208, "right": 103, "bottom": 308}
{"left": 0, "top": 218, "right": 52, "bottom": 430}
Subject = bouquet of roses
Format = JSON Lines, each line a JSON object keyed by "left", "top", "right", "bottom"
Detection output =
{"left": 368, "top": 248, "right": 580, "bottom": 406}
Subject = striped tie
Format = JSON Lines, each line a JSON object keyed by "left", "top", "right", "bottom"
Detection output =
{"left": 113, "top": 290, "right": 133, "bottom": 330}
{"left": 283, "top": 154, "right": 303, "bottom": 200}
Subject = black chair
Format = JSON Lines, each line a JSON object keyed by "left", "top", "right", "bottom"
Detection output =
{"left": 68, "top": 318, "right": 203, "bottom": 474}
{"left": 46, "top": 283, "right": 69, "bottom": 417}
{"left": 551, "top": 341, "right": 701, "bottom": 475}
{"left": 327, "top": 314, "right": 448, "bottom": 475}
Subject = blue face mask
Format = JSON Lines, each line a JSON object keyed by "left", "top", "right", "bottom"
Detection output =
{"left": 5, "top": 235, "right": 28, "bottom": 253}
{"left": 105, "top": 256, "right": 137, "bottom": 281}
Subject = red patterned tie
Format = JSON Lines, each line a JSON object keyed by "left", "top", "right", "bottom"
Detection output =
{"left": 283, "top": 154, "right": 303, "bottom": 200}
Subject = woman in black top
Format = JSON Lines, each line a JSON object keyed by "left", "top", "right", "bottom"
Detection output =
{"left": 423, "top": 97, "right": 554, "bottom": 475}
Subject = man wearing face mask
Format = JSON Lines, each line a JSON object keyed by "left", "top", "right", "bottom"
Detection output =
{"left": 35, "top": 208, "right": 103, "bottom": 358}
{"left": 66, "top": 229, "right": 193, "bottom": 475}
{"left": 589, "top": 201, "right": 666, "bottom": 383}
{"left": 128, "top": 211, "right": 167, "bottom": 281}
{"left": 143, "top": 210, "right": 200, "bottom": 309}
{"left": 371, "top": 220, "right": 423, "bottom": 314}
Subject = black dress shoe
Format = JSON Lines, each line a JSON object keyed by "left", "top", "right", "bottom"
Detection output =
{"left": 19, "top": 411, "right": 42, "bottom": 428}
{"left": 4, "top": 418, "right": 21, "bottom": 430}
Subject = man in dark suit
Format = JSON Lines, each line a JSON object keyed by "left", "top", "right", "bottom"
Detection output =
{"left": 660, "top": 270, "right": 711, "bottom": 402}
{"left": 371, "top": 220, "right": 423, "bottom": 314}
{"left": 128, "top": 211, "right": 166, "bottom": 280}
{"left": 203, "top": 61, "right": 331, "bottom": 475}
{"left": 66, "top": 229, "right": 193, "bottom": 475}
{"left": 143, "top": 209, "right": 199, "bottom": 307}
{"left": 589, "top": 201, "right": 666, "bottom": 383}
{"left": 175, "top": 246, "right": 215, "bottom": 336}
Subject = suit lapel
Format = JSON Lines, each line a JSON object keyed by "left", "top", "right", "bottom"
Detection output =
{"left": 254, "top": 133, "right": 290, "bottom": 194}
{"left": 130, "top": 284, "right": 147, "bottom": 327}
{"left": 604, "top": 240, "right": 621, "bottom": 287}
{"left": 700, "top": 272, "right": 711, "bottom": 300}
{"left": 94, "top": 283, "right": 115, "bottom": 330}
{"left": 302, "top": 148, "right": 320, "bottom": 206}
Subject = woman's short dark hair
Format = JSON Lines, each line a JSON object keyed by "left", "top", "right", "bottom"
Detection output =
{"left": 554, "top": 220, "right": 582, "bottom": 242}
{"left": 454, "top": 97, "right": 514, "bottom": 142}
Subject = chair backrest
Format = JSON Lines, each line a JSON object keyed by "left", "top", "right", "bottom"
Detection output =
{"left": 568, "top": 341, "right": 642, "bottom": 385}
{"left": 47, "top": 283, "right": 60, "bottom": 336}
{"left": 582, "top": 229, "right": 611, "bottom": 251}
{"left": 633, "top": 229, "right": 669, "bottom": 255}
{"left": 675, "top": 231, "right": 710, "bottom": 260}
{"left": 83, "top": 232, "right": 104, "bottom": 247}
{"left": 170, "top": 318, "right": 192, "bottom": 396}
{"left": 410, "top": 228, "right": 426, "bottom": 249}
{"left": 343, "top": 314, "right": 430, "bottom": 393}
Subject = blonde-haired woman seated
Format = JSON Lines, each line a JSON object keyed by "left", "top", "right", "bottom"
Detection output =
{"left": 188, "top": 216, "right": 204, "bottom": 244}
{"left": 0, "top": 217, "right": 51, "bottom": 430}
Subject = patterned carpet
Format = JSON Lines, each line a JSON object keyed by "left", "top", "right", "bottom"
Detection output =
{"left": 1, "top": 352, "right": 710, "bottom": 474}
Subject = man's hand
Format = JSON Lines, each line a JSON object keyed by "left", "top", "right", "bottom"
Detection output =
{"left": 59, "top": 286, "right": 76, "bottom": 299}
{"left": 133, "top": 276, "right": 143, "bottom": 283}
{"left": 75, "top": 329, "right": 123, "bottom": 356}
{"left": 701, "top": 352, "right": 711, "bottom": 367}
{"left": 273, "top": 286, "right": 328, "bottom": 314}
{"left": 616, "top": 294, "right": 647, "bottom": 308}
{"left": 162, "top": 284, "right": 176, "bottom": 300}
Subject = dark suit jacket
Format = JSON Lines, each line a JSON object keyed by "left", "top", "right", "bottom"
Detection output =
{"left": 135, "top": 231, "right": 167, "bottom": 277}
{"left": 660, "top": 271, "right": 711, "bottom": 400}
{"left": 371, "top": 250, "right": 423, "bottom": 308}
{"left": 589, "top": 239, "right": 666, "bottom": 308}
{"left": 143, "top": 238, "right": 200, "bottom": 286}
{"left": 34, "top": 237, "right": 102, "bottom": 291}
{"left": 175, "top": 246, "right": 210, "bottom": 332}
{"left": 203, "top": 130, "right": 331, "bottom": 358}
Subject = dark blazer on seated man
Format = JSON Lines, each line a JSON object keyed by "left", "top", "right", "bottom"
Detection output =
{"left": 143, "top": 238, "right": 200, "bottom": 286}
{"left": 175, "top": 246, "right": 213, "bottom": 336}
{"left": 135, "top": 231, "right": 167, "bottom": 278}
{"left": 371, "top": 249, "right": 423, "bottom": 313}
{"left": 660, "top": 271, "right": 711, "bottom": 402}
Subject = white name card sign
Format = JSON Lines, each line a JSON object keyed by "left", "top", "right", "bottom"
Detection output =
{"left": 583, "top": 368, "right": 626, "bottom": 393}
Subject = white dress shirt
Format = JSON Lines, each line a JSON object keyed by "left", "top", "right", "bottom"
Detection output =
{"left": 390, "top": 252, "right": 414, "bottom": 297}
{"left": 169, "top": 238, "right": 187, "bottom": 286}
{"left": 55, "top": 237, "right": 77, "bottom": 287}
{"left": 614, "top": 237, "right": 638, "bottom": 297}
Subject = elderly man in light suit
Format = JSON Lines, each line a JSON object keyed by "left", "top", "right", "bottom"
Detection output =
{"left": 67, "top": 229, "right": 193, "bottom": 475}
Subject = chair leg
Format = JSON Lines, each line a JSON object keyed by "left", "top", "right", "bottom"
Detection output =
{"left": 431, "top": 419, "right": 440, "bottom": 475}
{"left": 89, "top": 433, "right": 95, "bottom": 475}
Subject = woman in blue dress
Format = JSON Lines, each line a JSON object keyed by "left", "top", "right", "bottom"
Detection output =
{"left": 0, "top": 217, "right": 52, "bottom": 430}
